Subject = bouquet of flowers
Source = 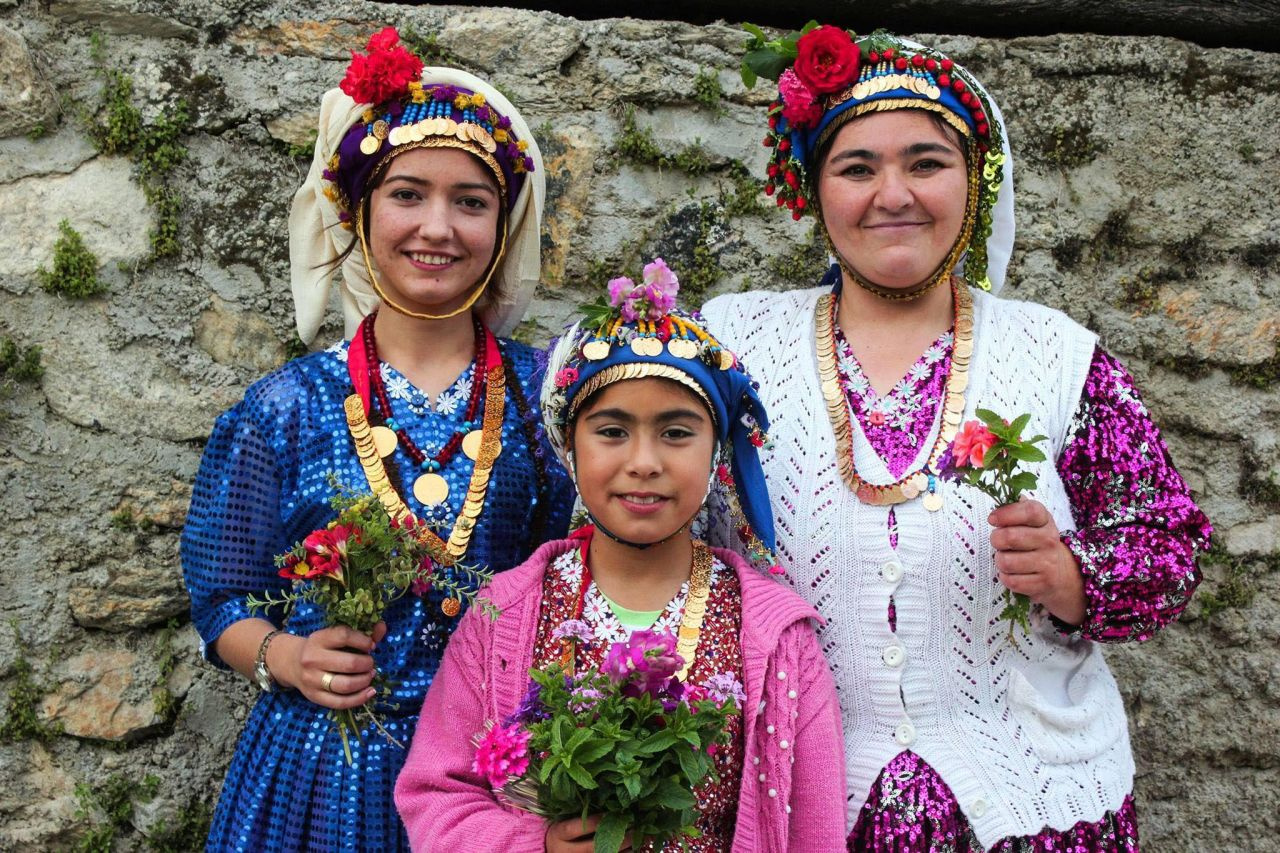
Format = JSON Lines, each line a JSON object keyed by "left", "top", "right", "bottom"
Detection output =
{"left": 944, "top": 409, "right": 1049, "bottom": 637}
{"left": 248, "top": 479, "right": 494, "bottom": 763}
{"left": 473, "top": 625, "right": 742, "bottom": 853}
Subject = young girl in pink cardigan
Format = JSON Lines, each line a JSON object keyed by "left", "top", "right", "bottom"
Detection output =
{"left": 395, "top": 266, "right": 846, "bottom": 851}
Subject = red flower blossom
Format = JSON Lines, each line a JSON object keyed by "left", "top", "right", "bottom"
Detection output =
{"left": 339, "top": 27, "right": 424, "bottom": 106}
{"left": 793, "top": 26, "right": 861, "bottom": 95}
{"left": 952, "top": 420, "right": 999, "bottom": 468}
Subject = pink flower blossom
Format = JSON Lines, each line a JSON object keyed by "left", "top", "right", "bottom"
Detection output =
{"left": 778, "top": 69, "right": 823, "bottom": 128}
{"left": 554, "top": 367, "right": 579, "bottom": 388}
{"left": 953, "top": 420, "right": 999, "bottom": 468}
{"left": 603, "top": 629, "right": 684, "bottom": 698}
{"left": 605, "top": 260, "right": 680, "bottom": 323}
{"left": 607, "top": 276, "right": 634, "bottom": 306}
{"left": 702, "top": 672, "right": 746, "bottom": 707}
{"left": 472, "top": 722, "right": 532, "bottom": 789}
{"left": 551, "top": 619, "right": 592, "bottom": 644}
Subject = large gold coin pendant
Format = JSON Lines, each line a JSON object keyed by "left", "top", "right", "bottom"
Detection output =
{"left": 413, "top": 473, "right": 450, "bottom": 506}
{"left": 370, "top": 426, "right": 398, "bottom": 458}
{"left": 461, "top": 429, "right": 485, "bottom": 461}
{"left": 922, "top": 491, "right": 944, "bottom": 512}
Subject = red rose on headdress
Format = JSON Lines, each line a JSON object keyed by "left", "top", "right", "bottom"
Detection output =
{"left": 339, "top": 27, "right": 425, "bottom": 106}
{"left": 794, "top": 26, "right": 860, "bottom": 95}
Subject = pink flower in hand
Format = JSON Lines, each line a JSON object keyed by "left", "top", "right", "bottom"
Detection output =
{"left": 472, "top": 722, "right": 532, "bottom": 789}
{"left": 953, "top": 420, "right": 999, "bottom": 468}
{"left": 603, "top": 629, "right": 684, "bottom": 697}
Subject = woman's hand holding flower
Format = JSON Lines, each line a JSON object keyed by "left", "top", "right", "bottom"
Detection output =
{"left": 988, "top": 501, "right": 1086, "bottom": 627}
{"left": 269, "top": 622, "right": 387, "bottom": 710}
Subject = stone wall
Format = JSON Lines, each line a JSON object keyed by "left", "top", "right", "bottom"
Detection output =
{"left": 0, "top": 1, "right": 1276, "bottom": 849}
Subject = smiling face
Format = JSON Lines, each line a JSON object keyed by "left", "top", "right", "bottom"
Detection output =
{"left": 569, "top": 377, "right": 716, "bottom": 546}
{"left": 816, "top": 110, "right": 970, "bottom": 291}
{"left": 366, "top": 146, "right": 502, "bottom": 316}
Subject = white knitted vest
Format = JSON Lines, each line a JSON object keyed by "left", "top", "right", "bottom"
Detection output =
{"left": 702, "top": 287, "right": 1133, "bottom": 846}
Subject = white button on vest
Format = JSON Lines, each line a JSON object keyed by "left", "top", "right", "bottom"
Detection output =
{"left": 971, "top": 798, "right": 989, "bottom": 818}
{"left": 882, "top": 645, "right": 906, "bottom": 668}
{"left": 894, "top": 722, "right": 916, "bottom": 746}
{"left": 881, "top": 560, "right": 904, "bottom": 583}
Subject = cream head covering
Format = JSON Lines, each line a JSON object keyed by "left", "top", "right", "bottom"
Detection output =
{"left": 744, "top": 26, "right": 1015, "bottom": 295}
{"left": 289, "top": 31, "right": 546, "bottom": 343}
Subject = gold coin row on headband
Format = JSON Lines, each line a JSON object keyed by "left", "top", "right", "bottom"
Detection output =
{"left": 360, "top": 117, "right": 500, "bottom": 156}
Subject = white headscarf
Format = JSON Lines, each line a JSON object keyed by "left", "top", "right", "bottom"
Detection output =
{"left": 288, "top": 67, "right": 546, "bottom": 343}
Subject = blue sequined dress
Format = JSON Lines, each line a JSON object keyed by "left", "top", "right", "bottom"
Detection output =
{"left": 182, "top": 339, "right": 573, "bottom": 852}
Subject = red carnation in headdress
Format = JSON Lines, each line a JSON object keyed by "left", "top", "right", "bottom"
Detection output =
{"left": 339, "top": 27, "right": 424, "bottom": 106}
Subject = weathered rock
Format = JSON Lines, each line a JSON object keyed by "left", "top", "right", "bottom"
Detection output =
{"left": 40, "top": 647, "right": 165, "bottom": 741}
{"left": 0, "top": 25, "right": 56, "bottom": 140}
{"left": 0, "top": 156, "right": 150, "bottom": 278}
{"left": 69, "top": 554, "right": 189, "bottom": 631}
{"left": 194, "top": 294, "right": 289, "bottom": 373}
{"left": 0, "top": 743, "right": 82, "bottom": 849}
{"left": 49, "top": 0, "right": 198, "bottom": 40}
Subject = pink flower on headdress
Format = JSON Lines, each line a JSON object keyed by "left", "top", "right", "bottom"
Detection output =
{"left": 778, "top": 69, "right": 823, "bottom": 128}
{"left": 607, "top": 259, "right": 680, "bottom": 323}
{"left": 340, "top": 27, "right": 425, "bottom": 106}
{"left": 554, "top": 367, "right": 579, "bottom": 388}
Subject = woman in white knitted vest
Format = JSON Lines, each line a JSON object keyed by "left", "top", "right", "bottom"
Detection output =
{"left": 701, "top": 26, "right": 1211, "bottom": 851}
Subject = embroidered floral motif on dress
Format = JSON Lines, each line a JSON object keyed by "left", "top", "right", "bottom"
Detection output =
{"left": 833, "top": 324, "right": 953, "bottom": 476}
{"left": 552, "top": 544, "right": 721, "bottom": 645}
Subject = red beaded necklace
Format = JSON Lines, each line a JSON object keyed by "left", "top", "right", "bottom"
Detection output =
{"left": 353, "top": 312, "right": 492, "bottom": 505}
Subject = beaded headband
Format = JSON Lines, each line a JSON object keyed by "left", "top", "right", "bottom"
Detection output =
{"left": 541, "top": 259, "right": 780, "bottom": 572}
{"left": 321, "top": 27, "right": 535, "bottom": 230}
{"left": 742, "top": 24, "right": 1010, "bottom": 292}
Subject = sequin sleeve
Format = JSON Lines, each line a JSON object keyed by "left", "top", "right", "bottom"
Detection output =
{"left": 180, "top": 368, "right": 302, "bottom": 667}
{"left": 1057, "top": 347, "right": 1212, "bottom": 643}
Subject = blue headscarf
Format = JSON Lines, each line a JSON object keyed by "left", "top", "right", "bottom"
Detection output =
{"left": 542, "top": 261, "right": 777, "bottom": 567}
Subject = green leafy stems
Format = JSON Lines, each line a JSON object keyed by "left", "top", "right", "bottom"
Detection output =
{"left": 947, "top": 409, "right": 1049, "bottom": 639}
{"left": 511, "top": 663, "right": 734, "bottom": 853}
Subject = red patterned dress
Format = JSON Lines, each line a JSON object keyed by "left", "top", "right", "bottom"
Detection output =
{"left": 529, "top": 539, "right": 746, "bottom": 851}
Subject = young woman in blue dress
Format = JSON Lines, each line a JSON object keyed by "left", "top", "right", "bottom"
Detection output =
{"left": 181, "top": 29, "right": 573, "bottom": 851}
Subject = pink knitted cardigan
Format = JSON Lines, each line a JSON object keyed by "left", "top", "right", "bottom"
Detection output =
{"left": 394, "top": 538, "right": 847, "bottom": 851}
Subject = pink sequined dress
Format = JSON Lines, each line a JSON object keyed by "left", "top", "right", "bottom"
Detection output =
{"left": 832, "top": 323, "right": 1211, "bottom": 853}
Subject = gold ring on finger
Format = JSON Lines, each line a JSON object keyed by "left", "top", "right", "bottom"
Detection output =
{"left": 321, "top": 671, "right": 336, "bottom": 693}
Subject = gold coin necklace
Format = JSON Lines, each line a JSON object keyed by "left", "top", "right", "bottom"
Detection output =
{"left": 560, "top": 537, "right": 712, "bottom": 683}
{"left": 344, "top": 312, "right": 506, "bottom": 564}
{"left": 360, "top": 313, "right": 492, "bottom": 506}
{"left": 815, "top": 278, "right": 974, "bottom": 512}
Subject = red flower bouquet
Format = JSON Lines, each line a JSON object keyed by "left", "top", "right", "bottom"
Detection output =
{"left": 250, "top": 479, "right": 494, "bottom": 763}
